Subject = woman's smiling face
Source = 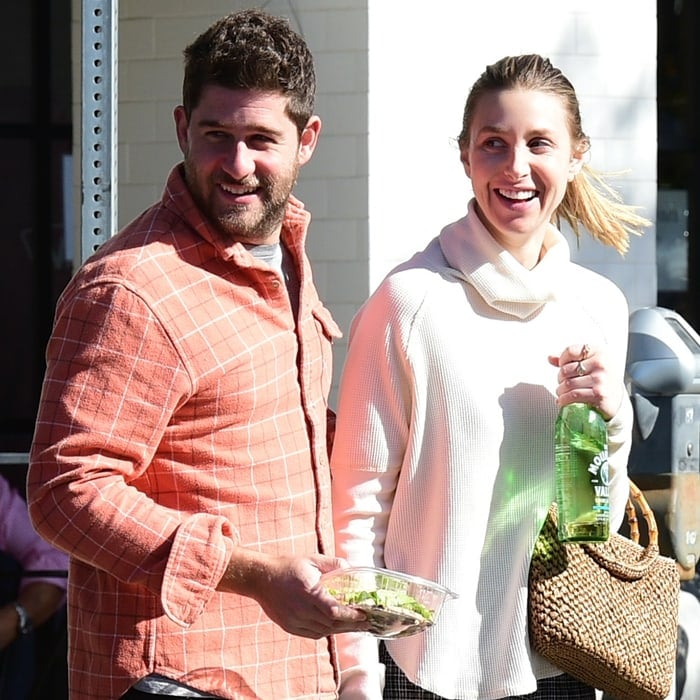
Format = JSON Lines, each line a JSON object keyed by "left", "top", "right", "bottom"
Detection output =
{"left": 461, "top": 88, "right": 583, "bottom": 266}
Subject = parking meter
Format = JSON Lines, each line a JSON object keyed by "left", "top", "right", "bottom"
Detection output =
{"left": 626, "top": 306, "right": 700, "bottom": 579}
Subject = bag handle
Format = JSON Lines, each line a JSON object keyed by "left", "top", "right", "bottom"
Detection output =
{"left": 580, "top": 480, "right": 661, "bottom": 580}
{"left": 623, "top": 480, "right": 657, "bottom": 546}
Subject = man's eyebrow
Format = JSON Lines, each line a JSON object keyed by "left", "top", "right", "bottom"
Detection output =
{"left": 196, "top": 118, "right": 285, "bottom": 137}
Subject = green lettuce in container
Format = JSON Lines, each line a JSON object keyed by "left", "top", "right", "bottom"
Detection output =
{"left": 320, "top": 566, "right": 458, "bottom": 639}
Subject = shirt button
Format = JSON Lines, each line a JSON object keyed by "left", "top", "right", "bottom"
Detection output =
{"left": 271, "top": 279, "right": 281, "bottom": 290}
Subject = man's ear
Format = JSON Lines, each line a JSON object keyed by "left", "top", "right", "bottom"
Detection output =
{"left": 174, "top": 105, "right": 189, "bottom": 155}
{"left": 298, "top": 116, "right": 322, "bottom": 165}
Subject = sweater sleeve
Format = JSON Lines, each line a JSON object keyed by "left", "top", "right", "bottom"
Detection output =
{"left": 331, "top": 287, "right": 412, "bottom": 698}
{"left": 332, "top": 468, "right": 397, "bottom": 700}
{"left": 606, "top": 391, "right": 634, "bottom": 531}
{"left": 595, "top": 277, "right": 634, "bottom": 531}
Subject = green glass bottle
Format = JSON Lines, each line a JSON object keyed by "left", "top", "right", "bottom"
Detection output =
{"left": 554, "top": 403, "right": 610, "bottom": 542}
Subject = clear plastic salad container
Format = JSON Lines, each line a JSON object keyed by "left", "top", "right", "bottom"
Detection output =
{"left": 319, "top": 566, "right": 458, "bottom": 639}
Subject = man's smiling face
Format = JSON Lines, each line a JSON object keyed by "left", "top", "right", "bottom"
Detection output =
{"left": 175, "top": 85, "right": 320, "bottom": 245}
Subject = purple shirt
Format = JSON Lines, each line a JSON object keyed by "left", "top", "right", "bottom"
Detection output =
{"left": 0, "top": 476, "right": 68, "bottom": 591}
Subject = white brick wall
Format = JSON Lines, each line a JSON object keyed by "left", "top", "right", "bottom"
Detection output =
{"left": 368, "top": 2, "right": 657, "bottom": 294}
{"left": 72, "top": 0, "right": 657, "bottom": 403}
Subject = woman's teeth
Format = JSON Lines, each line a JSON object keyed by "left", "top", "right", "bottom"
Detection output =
{"left": 498, "top": 189, "right": 536, "bottom": 201}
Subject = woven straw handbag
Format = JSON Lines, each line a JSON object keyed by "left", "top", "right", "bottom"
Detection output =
{"left": 528, "top": 480, "right": 680, "bottom": 700}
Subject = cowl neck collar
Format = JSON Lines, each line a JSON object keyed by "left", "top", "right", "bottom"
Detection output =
{"left": 438, "top": 199, "right": 572, "bottom": 320}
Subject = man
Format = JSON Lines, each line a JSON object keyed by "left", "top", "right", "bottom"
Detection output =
{"left": 27, "top": 10, "right": 365, "bottom": 700}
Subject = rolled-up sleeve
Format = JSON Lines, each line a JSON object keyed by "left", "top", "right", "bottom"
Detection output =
{"left": 161, "top": 514, "right": 236, "bottom": 626}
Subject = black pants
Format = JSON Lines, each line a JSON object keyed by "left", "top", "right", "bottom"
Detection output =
{"left": 380, "top": 642, "right": 596, "bottom": 699}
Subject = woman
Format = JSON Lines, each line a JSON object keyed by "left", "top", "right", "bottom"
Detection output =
{"left": 330, "top": 54, "right": 650, "bottom": 699}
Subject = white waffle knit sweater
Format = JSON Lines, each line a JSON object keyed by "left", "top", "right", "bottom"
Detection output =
{"left": 331, "top": 201, "right": 633, "bottom": 700}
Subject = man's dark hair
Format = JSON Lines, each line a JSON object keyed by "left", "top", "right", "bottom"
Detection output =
{"left": 182, "top": 9, "right": 316, "bottom": 135}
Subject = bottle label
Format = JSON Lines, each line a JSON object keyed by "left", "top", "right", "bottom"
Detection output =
{"left": 589, "top": 445, "right": 609, "bottom": 509}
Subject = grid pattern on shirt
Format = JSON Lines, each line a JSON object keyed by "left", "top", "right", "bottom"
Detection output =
{"left": 27, "top": 166, "right": 341, "bottom": 700}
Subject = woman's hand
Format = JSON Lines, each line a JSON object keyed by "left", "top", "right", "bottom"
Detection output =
{"left": 548, "top": 343, "right": 623, "bottom": 420}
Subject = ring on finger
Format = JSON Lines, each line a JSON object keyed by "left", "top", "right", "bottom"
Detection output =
{"left": 576, "top": 361, "right": 586, "bottom": 377}
{"left": 581, "top": 343, "right": 590, "bottom": 360}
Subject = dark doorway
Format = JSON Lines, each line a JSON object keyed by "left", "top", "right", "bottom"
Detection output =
{"left": 657, "top": 0, "right": 699, "bottom": 332}
{"left": 0, "top": 0, "right": 73, "bottom": 455}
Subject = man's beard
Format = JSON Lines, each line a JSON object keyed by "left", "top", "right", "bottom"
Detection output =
{"left": 216, "top": 186, "right": 289, "bottom": 243}
{"left": 185, "top": 162, "right": 299, "bottom": 244}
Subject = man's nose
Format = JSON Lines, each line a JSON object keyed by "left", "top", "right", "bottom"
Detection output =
{"left": 223, "top": 142, "right": 255, "bottom": 179}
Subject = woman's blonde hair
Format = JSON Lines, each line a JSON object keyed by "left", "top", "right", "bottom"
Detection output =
{"left": 457, "top": 54, "right": 650, "bottom": 254}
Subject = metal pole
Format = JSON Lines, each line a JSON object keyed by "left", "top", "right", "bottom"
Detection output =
{"left": 81, "top": 0, "right": 118, "bottom": 264}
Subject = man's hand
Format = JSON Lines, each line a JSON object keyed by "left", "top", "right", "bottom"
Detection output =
{"left": 218, "top": 549, "right": 368, "bottom": 638}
